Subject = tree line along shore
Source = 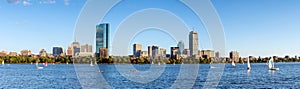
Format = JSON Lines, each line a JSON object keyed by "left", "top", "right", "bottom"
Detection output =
{"left": 0, "top": 56, "right": 299, "bottom": 64}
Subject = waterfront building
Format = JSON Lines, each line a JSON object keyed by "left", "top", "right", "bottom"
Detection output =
{"left": 200, "top": 50, "right": 215, "bottom": 59}
{"left": 159, "top": 48, "right": 166, "bottom": 58}
{"left": 81, "top": 44, "right": 92, "bottom": 53}
{"left": 133, "top": 44, "right": 142, "bottom": 57}
{"left": 171, "top": 47, "right": 179, "bottom": 59}
{"left": 8, "top": 52, "right": 18, "bottom": 56}
{"left": 39, "top": 49, "right": 47, "bottom": 57}
{"left": 177, "top": 41, "right": 184, "bottom": 54}
{"left": 140, "top": 51, "right": 148, "bottom": 58}
{"left": 215, "top": 51, "right": 220, "bottom": 58}
{"left": 148, "top": 46, "right": 152, "bottom": 58}
{"left": 71, "top": 41, "right": 80, "bottom": 56}
{"left": 230, "top": 51, "right": 239, "bottom": 62}
{"left": 20, "top": 50, "right": 32, "bottom": 56}
{"left": 183, "top": 49, "right": 190, "bottom": 57}
{"left": 99, "top": 48, "right": 109, "bottom": 58}
{"left": 66, "top": 46, "right": 73, "bottom": 56}
{"left": 189, "top": 31, "right": 198, "bottom": 57}
{"left": 53, "top": 47, "right": 63, "bottom": 57}
{"left": 152, "top": 46, "right": 159, "bottom": 59}
{"left": 96, "top": 23, "right": 109, "bottom": 57}
{"left": 0, "top": 51, "right": 7, "bottom": 56}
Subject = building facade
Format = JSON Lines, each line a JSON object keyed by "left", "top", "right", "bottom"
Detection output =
{"left": 133, "top": 44, "right": 142, "bottom": 57}
{"left": 148, "top": 46, "right": 152, "bottom": 58}
{"left": 96, "top": 23, "right": 109, "bottom": 57}
{"left": 177, "top": 41, "right": 184, "bottom": 54}
{"left": 171, "top": 47, "right": 179, "bottom": 59}
{"left": 230, "top": 51, "right": 239, "bottom": 62}
{"left": 189, "top": 31, "right": 198, "bottom": 57}
{"left": 200, "top": 50, "right": 215, "bottom": 59}
{"left": 152, "top": 46, "right": 159, "bottom": 59}
{"left": 53, "top": 47, "right": 63, "bottom": 57}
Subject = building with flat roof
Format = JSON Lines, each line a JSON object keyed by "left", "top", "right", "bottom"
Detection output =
{"left": 133, "top": 44, "right": 142, "bottom": 57}
{"left": 230, "top": 51, "right": 239, "bottom": 62}
{"left": 189, "top": 31, "right": 198, "bottom": 57}
{"left": 96, "top": 23, "right": 109, "bottom": 57}
{"left": 53, "top": 47, "right": 63, "bottom": 57}
{"left": 171, "top": 47, "right": 179, "bottom": 59}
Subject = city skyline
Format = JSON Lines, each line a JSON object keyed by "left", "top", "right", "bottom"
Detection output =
{"left": 1, "top": 0, "right": 300, "bottom": 57}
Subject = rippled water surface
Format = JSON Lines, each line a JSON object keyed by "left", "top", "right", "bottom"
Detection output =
{"left": 1, "top": 63, "right": 300, "bottom": 88}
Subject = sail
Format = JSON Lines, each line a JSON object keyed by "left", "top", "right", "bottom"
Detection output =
{"left": 268, "top": 59, "right": 273, "bottom": 69}
{"left": 2, "top": 61, "right": 4, "bottom": 65}
{"left": 247, "top": 58, "right": 251, "bottom": 68}
{"left": 232, "top": 60, "right": 235, "bottom": 66}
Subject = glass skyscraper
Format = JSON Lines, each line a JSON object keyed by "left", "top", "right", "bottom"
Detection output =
{"left": 96, "top": 23, "right": 109, "bottom": 56}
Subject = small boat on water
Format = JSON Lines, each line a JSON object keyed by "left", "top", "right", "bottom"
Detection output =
{"left": 269, "top": 58, "right": 279, "bottom": 70}
{"left": 247, "top": 58, "right": 251, "bottom": 70}
{"left": 94, "top": 61, "right": 97, "bottom": 65}
{"left": 43, "top": 62, "right": 47, "bottom": 67}
{"left": 36, "top": 62, "right": 44, "bottom": 69}
{"left": 90, "top": 61, "right": 94, "bottom": 66}
{"left": 2, "top": 61, "right": 4, "bottom": 67}
{"left": 158, "top": 62, "right": 160, "bottom": 65}
{"left": 232, "top": 60, "right": 236, "bottom": 67}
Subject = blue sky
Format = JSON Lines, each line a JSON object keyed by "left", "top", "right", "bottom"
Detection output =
{"left": 0, "top": 0, "right": 300, "bottom": 57}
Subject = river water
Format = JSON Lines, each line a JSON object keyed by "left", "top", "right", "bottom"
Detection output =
{"left": 0, "top": 63, "right": 299, "bottom": 88}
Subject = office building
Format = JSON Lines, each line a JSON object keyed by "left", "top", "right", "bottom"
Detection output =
{"left": 159, "top": 48, "right": 166, "bottom": 58}
{"left": 53, "top": 47, "right": 63, "bottom": 57}
{"left": 96, "top": 23, "right": 109, "bottom": 57}
{"left": 177, "top": 41, "right": 184, "bottom": 54}
{"left": 20, "top": 50, "right": 32, "bottom": 56}
{"left": 148, "top": 46, "right": 152, "bottom": 58}
{"left": 99, "top": 48, "right": 109, "bottom": 58}
{"left": 183, "top": 49, "right": 190, "bottom": 57}
{"left": 133, "top": 44, "right": 142, "bottom": 57}
{"left": 39, "top": 49, "right": 47, "bottom": 57}
{"left": 189, "top": 31, "right": 198, "bottom": 56}
{"left": 171, "top": 47, "right": 179, "bottom": 59}
{"left": 140, "top": 51, "right": 148, "bottom": 58}
{"left": 71, "top": 41, "right": 80, "bottom": 56}
{"left": 81, "top": 44, "right": 92, "bottom": 53}
{"left": 200, "top": 50, "right": 214, "bottom": 59}
{"left": 152, "top": 46, "right": 159, "bottom": 58}
{"left": 230, "top": 51, "right": 239, "bottom": 62}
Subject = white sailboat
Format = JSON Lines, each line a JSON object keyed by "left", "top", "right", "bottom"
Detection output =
{"left": 94, "top": 60, "right": 97, "bottom": 65}
{"left": 247, "top": 58, "right": 251, "bottom": 70}
{"left": 269, "top": 58, "right": 279, "bottom": 70}
{"left": 158, "top": 62, "right": 160, "bottom": 65}
{"left": 36, "top": 62, "right": 43, "bottom": 69}
{"left": 232, "top": 60, "right": 236, "bottom": 67}
{"left": 2, "top": 61, "right": 4, "bottom": 67}
{"left": 90, "top": 61, "right": 94, "bottom": 66}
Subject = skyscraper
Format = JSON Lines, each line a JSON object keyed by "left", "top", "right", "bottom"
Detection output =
{"left": 177, "top": 40, "right": 184, "bottom": 54}
{"left": 148, "top": 46, "right": 152, "bottom": 58}
{"left": 189, "top": 31, "right": 198, "bottom": 57}
{"left": 133, "top": 44, "right": 142, "bottom": 57}
{"left": 96, "top": 23, "right": 109, "bottom": 57}
{"left": 71, "top": 41, "right": 80, "bottom": 56}
{"left": 159, "top": 48, "right": 166, "bottom": 58}
{"left": 152, "top": 46, "right": 159, "bottom": 58}
{"left": 53, "top": 47, "right": 63, "bottom": 57}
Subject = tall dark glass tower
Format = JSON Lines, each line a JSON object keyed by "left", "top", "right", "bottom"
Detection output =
{"left": 96, "top": 23, "right": 109, "bottom": 57}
